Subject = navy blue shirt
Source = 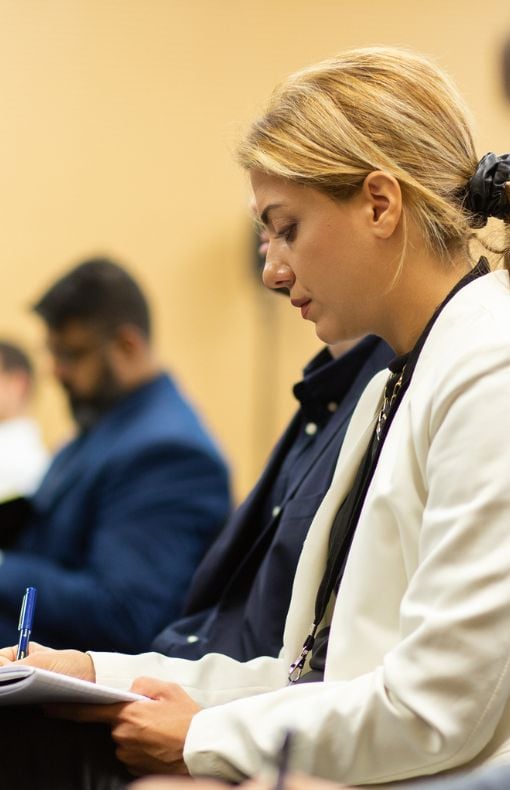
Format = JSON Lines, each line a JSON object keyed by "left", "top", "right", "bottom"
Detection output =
{"left": 152, "top": 337, "right": 393, "bottom": 660}
{"left": 269, "top": 342, "right": 380, "bottom": 518}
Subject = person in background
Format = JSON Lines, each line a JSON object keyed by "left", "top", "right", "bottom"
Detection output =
{"left": 0, "top": 340, "right": 48, "bottom": 503}
{"left": 0, "top": 256, "right": 230, "bottom": 652}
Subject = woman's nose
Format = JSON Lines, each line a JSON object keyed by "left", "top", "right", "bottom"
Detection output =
{"left": 262, "top": 254, "right": 295, "bottom": 292}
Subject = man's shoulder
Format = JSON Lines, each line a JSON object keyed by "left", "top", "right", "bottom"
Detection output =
{"left": 95, "top": 373, "right": 224, "bottom": 468}
{"left": 98, "top": 373, "right": 196, "bottom": 435}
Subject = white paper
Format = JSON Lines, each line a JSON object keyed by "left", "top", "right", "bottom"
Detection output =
{"left": 0, "top": 664, "right": 147, "bottom": 705}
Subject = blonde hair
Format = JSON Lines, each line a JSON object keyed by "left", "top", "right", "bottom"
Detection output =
{"left": 238, "top": 47, "right": 509, "bottom": 266}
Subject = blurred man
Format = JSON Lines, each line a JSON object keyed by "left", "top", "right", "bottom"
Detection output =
{"left": 0, "top": 340, "right": 48, "bottom": 503}
{"left": 0, "top": 257, "right": 230, "bottom": 652}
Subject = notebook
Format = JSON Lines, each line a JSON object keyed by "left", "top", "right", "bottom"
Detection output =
{"left": 0, "top": 664, "right": 146, "bottom": 705}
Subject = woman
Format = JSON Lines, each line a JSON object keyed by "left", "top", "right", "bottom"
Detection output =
{"left": 2, "top": 46, "right": 510, "bottom": 788}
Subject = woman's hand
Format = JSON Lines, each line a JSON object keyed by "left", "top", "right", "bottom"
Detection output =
{"left": 49, "top": 677, "right": 201, "bottom": 774}
{"left": 0, "top": 642, "right": 95, "bottom": 681}
{"left": 111, "top": 678, "right": 202, "bottom": 776}
{"left": 0, "top": 641, "right": 49, "bottom": 665}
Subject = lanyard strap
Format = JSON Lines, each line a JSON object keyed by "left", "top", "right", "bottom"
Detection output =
{"left": 288, "top": 258, "right": 490, "bottom": 683}
{"left": 288, "top": 365, "right": 406, "bottom": 682}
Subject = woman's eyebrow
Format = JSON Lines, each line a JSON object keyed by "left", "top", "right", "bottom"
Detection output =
{"left": 260, "top": 203, "right": 282, "bottom": 227}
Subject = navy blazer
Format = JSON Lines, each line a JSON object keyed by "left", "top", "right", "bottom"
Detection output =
{"left": 0, "top": 373, "right": 230, "bottom": 652}
{"left": 153, "top": 338, "right": 393, "bottom": 661}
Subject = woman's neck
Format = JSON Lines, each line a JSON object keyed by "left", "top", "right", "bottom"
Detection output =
{"left": 379, "top": 251, "right": 472, "bottom": 355}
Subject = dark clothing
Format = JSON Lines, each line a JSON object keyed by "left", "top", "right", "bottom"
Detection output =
{"left": 0, "top": 708, "right": 130, "bottom": 790}
{"left": 153, "top": 337, "right": 393, "bottom": 661}
{"left": 0, "top": 373, "right": 230, "bottom": 653}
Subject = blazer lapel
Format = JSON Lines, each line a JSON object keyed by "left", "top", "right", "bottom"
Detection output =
{"left": 282, "top": 370, "right": 387, "bottom": 661}
{"left": 32, "top": 405, "right": 122, "bottom": 511}
{"left": 32, "top": 435, "right": 89, "bottom": 511}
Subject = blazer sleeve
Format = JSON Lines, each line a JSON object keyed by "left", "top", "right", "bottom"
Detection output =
{"left": 90, "top": 648, "right": 288, "bottom": 708}
{"left": 180, "top": 353, "right": 510, "bottom": 784}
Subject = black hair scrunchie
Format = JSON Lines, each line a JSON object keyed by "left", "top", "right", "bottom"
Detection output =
{"left": 464, "top": 152, "right": 510, "bottom": 228}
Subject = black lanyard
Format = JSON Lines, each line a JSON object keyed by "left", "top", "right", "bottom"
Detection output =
{"left": 288, "top": 258, "right": 490, "bottom": 683}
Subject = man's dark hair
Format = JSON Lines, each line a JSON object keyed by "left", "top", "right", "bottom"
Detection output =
{"left": 33, "top": 257, "right": 151, "bottom": 338}
{"left": 0, "top": 341, "right": 33, "bottom": 379}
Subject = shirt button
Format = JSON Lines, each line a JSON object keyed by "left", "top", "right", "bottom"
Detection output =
{"left": 327, "top": 401, "right": 338, "bottom": 413}
{"left": 187, "top": 635, "right": 199, "bottom": 643}
{"left": 305, "top": 422, "right": 318, "bottom": 436}
{"left": 272, "top": 505, "right": 281, "bottom": 517}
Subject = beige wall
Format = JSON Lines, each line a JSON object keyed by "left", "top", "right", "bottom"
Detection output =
{"left": 1, "top": 0, "right": 508, "bottom": 501}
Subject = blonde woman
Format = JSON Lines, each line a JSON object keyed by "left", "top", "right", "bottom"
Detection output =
{"left": 2, "top": 46, "right": 510, "bottom": 790}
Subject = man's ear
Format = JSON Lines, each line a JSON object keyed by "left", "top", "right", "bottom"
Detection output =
{"left": 111, "top": 324, "right": 145, "bottom": 359}
{"left": 4, "top": 370, "right": 31, "bottom": 410}
{"left": 362, "top": 170, "right": 402, "bottom": 239}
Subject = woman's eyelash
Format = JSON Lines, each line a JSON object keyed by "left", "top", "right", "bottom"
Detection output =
{"left": 277, "top": 224, "right": 296, "bottom": 241}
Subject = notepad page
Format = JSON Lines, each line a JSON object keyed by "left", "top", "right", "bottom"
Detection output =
{"left": 0, "top": 664, "right": 147, "bottom": 705}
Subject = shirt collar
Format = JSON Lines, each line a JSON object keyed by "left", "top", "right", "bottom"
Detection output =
{"left": 293, "top": 336, "right": 383, "bottom": 422}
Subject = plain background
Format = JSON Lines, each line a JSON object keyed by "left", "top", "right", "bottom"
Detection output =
{"left": 1, "top": 0, "right": 508, "bottom": 500}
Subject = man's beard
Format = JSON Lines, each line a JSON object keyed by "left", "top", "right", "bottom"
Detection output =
{"left": 65, "top": 365, "right": 125, "bottom": 432}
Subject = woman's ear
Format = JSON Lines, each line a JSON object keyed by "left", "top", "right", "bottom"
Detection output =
{"left": 362, "top": 171, "right": 402, "bottom": 239}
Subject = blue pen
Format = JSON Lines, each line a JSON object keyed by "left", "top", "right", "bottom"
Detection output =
{"left": 16, "top": 586, "right": 37, "bottom": 660}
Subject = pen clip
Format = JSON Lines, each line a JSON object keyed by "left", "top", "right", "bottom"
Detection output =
{"left": 18, "top": 587, "right": 37, "bottom": 630}
{"left": 18, "top": 590, "right": 28, "bottom": 630}
{"left": 16, "top": 586, "right": 37, "bottom": 660}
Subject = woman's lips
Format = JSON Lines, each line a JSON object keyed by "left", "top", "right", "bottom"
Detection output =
{"left": 291, "top": 298, "right": 312, "bottom": 319}
{"left": 301, "top": 301, "right": 311, "bottom": 319}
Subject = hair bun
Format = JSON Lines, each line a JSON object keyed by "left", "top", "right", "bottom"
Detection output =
{"left": 464, "top": 152, "right": 510, "bottom": 228}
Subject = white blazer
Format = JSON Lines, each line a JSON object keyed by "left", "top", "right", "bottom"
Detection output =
{"left": 92, "top": 270, "right": 510, "bottom": 786}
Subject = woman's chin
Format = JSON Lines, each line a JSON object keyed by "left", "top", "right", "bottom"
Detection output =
{"left": 315, "top": 323, "right": 344, "bottom": 347}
